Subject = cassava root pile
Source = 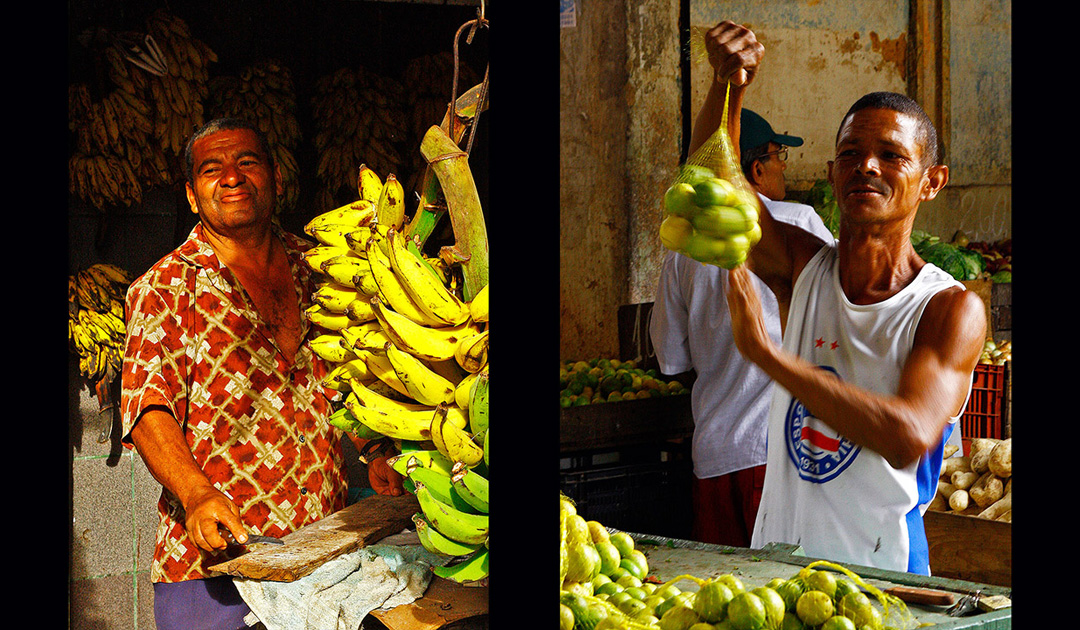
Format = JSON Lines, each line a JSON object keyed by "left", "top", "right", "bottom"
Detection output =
{"left": 928, "top": 437, "right": 1011, "bottom": 522}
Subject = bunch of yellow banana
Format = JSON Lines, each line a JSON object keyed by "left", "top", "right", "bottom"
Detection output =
{"left": 311, "top": 66, "right": 410, "bottom": 212}
{"left": 68, "top": 9, "right": 217, "bottom": 212}
{"left": 207, "top": 59, "right": 302, "bottom": 215}
{"left": 303, "top": 156, "right": 490, "bottom": 583}
{"left": 142, "top": 9, "right": 215, "bottom": 158}
{"left": 69, "top": 264, "right": 134, "bottom": 383}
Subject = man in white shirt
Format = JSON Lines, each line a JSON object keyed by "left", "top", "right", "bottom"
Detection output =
{"left": 701, "top": 21, "right": 985, "bottom": 575}
{"left": 650, "top": 108, "right": 833, "bottom": 547}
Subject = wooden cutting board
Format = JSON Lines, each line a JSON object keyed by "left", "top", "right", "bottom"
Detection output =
{"left": 208, "top": 493, "right": 420, "bottom": 582}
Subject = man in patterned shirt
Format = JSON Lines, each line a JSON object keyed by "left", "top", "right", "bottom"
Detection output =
{"left": 121, "top": 118, "right": 403, "bottom": 630}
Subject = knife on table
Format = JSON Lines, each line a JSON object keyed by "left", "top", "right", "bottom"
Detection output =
{"left": 218, "top": 525, "right": 285, "bottom": 547}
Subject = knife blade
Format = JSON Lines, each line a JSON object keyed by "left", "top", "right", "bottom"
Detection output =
{"left": 218, "top": 525, "right": 285, "bottom": 546}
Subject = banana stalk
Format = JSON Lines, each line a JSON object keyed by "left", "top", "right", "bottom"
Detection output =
{"left": 419, "top": 124, "right": 489, "bottom": 302}
{"left": 405, "top": 83, "right": 488, "bottom": 248}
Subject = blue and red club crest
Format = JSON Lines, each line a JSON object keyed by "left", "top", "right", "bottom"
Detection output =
{"left": 784, "top": 365, "right": 860, "bottom": 483}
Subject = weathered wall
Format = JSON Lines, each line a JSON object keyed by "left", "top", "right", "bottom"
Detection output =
{"left": 560, "top": 0, "right": 632, "bottom": 361}
{"left": 687, "top": 3, "right": 910, "bottom": 194}
{"left": 918, "top": 0, "right": 1011, "bottom": 242}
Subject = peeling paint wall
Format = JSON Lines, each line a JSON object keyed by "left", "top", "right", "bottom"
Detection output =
{"left": 560, "top": 0, "right": 631, "bottom": 361}
{"left": 687, "top": 4, "right": 910, "bottom": 193}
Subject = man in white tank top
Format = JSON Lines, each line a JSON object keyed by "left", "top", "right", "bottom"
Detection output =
{"left": 692, "top": 21, "right": 987, "bottom": 575}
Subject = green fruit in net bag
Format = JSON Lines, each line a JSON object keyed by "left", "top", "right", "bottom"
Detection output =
{"left": 595, "top": 540, "right": 621, "bottom": 576}
{"left": 682, "top": 232, "right": 728, "bottom": 264}
{"left": 659, "top": 604, "right": 703, "bottom": 630}
{"left": 620, "top": 597, "right": 648, "bottom": 616}
{"left": 744, "top": 221, "right": 762, "bottom": 247}
{"left": 688, "top": 624, "right": 717, "bottom": 630}
{"left": 779, "top": 611, "right": 806, "bottom": 630}
{"left": 659, "top": 214, "right": 695, "bottom": 252}
{"left": 566, "top": 514, "right": 592, "bottom": 546}
{"left": 837, "top": 592, "right": 882, "bottom": 629}
{"left": 832, "top": 581, "right": 860, "bottom": 606}
{"left": 693, "top": 177, "right": 738, "bottom": 208}
{"left": 691, "top": 205, "right": 753, "bottom": 238}
{"left": 560, "top": 603, "right": 575, "bottom": 630}
{"left": 626, "top": 549, "right": 649, "bottom": 577}
{"left": 796, "top": 590, "right": 835, "bottom": 627}
{"left": 804, "top": 570, "right": 838, "bottom": 599}
{"left": 736, "top": 202, "right": 759, "bottom": 223}
{"left": 716, "top": 574, "right": 745, "bottom": 595}
{"left": 680, "top": 164, "right": 716, "bottom": 185}
{"left": 820, "top": 615, "right": 858, "bottom": 630}
{"left": 619, "top": 558, "right": 645, "bottom": 581}
{"left": 751, "top": 587, "right": 787, "bottom": 629}
{"left": 693, "top": 580, "right": 734, "bottom": 623}
{"left": 609, "top": 531, "right": 636, "bottom": 558}
{"left": 765, "top": 578, "right": 786, "bottom": 591}
{"left": 587, "top": 520, "right": 611, "bottom": 545}
{"left": 727, "top": 591, "right": 767, "bottom": 630}
{"left": 565, "top": 541, "right": 601, "bottom": 583}
{"left": 775, "top": 579, "right": 807, "bottom": 610}
{"left": 665, "top": 182, "right": 698, "bottom": 218}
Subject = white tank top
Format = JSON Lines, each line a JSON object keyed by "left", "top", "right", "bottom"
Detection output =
{"left": 750, "top": 244, "right": 968, "bottom": 575}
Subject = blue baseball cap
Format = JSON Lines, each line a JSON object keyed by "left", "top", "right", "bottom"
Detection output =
{"left": 740, "top": 109, "right": 804, "bottom": 156}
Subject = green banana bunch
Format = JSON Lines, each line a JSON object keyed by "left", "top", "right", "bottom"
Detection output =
{"left": 388, "top": 449, "right": 455, "bottom": 478}
{"left": 414, "top": 512, "right": 484, "bottom": 557}
{"left": 468, "top": 370, "right": 489, "bottom": 434}
{"left": 450, "top": 461, "right": 489, "bottom": 514}
{"left": 414, "top": 482, "right": 488, "bottom": 546}
{"left": 432, "top": 547, "right": 489, "bottom": 583}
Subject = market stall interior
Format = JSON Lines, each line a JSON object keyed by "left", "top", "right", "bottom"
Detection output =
{"left": 68, "top": 1, "right": 491, "bottom": 629}
{"left": 559, "top": 1, "right": 1010, "bottom": 628}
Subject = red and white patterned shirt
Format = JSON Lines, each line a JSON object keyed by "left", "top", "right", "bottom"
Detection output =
{"left": 121, "top": 222, "right": 348, "bottom": 583}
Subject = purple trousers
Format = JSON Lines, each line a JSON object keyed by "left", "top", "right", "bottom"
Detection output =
{"left": 153, "top": 576, "right": 252, "bottom": 630}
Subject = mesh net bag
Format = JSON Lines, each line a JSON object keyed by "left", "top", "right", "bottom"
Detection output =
{"left": 659, "top": 33, "right": 762, "bottom": 269}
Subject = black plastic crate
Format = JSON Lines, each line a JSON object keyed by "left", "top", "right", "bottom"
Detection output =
{"left": 560, "top": 447, "right": 693, "bottom": 540}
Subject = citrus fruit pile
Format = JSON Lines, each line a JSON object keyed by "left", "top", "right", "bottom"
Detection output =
{"left": 659, "top": 164, "right": 761, "bottom": 270}
{"left": 560, "top": 358, "right": 688, "bottom": 407}
{"left": 560, "top": 494, "right": 915, "bottom": 630}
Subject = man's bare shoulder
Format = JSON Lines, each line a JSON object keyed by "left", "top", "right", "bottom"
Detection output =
{"left": 915, "top": 285, "right": 987, "bottom": 358}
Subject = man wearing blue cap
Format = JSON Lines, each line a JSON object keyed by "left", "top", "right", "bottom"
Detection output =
{"left": 650, "top": 103, "right": 832, "bottom": 547}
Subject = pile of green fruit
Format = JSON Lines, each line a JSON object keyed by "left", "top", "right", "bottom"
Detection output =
{"left": 560, "top": 495, "right": 916, "bottom": 630}
{"left": 560, "top": 358, "right": 688, "bottom": 407}
{"left": 659, "top": 164, "right": 761, "bottom": 270}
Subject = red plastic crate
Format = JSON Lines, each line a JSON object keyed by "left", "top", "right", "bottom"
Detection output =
{"left": 960, "top": 363, "right": 1006, "bottom": 454}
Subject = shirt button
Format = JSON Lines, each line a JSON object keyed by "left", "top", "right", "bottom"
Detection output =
{"left": 298, "top": 435, "right": 306, "bottom": 443}
{"left": 300, "top": 487, "right": 308, "bottom": 495}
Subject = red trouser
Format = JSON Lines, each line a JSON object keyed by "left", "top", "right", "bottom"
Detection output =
{"left": 691, "top": 465, "right": 766, "bottom": 548}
